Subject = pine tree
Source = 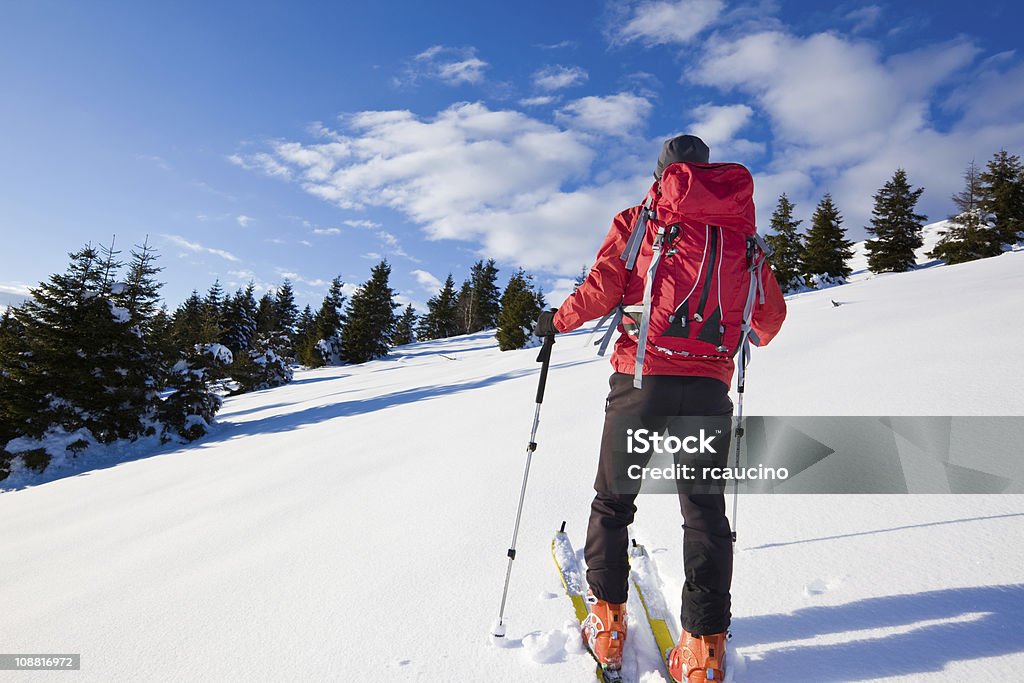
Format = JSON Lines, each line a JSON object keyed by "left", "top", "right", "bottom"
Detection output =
{"left": 11, "top": 242, "right": 162, "bottom": 445}
{"left": 0, "top": 307, "right": 29, "bottom": 469}
{"left": 392, "top": 304, "right": 417, "bottom": 346}
{"left": 274, "top": 280, "right": 299, "bottom": 337}
{"left": 202, "top": 282, "right": 223, "bottom": 335}
{"left": 311, "top": 276, "right": 347, "bottom": 365}
{"left": 171, "top": 291, "right": 208, "bottom": 348}
{"left": 221, "top": 283, "right": 258, "bottom": 354}
{"left": 454, "top": 278, "right": 474, "bottom": 335}
{"left": 119, "top": 238, "right": 164, "bottom": 336}
{"left": 341, "top": 260, "right": 399, "bottom": 364}
{"left": 496, "top": 269, "right": 545, "bottom": 351}
{"left": 802, "top": 193, "right": 854, "bottom": 286}
{"left": 864, "top": 169, "right": 927, "bottom": 273}
{"left": 295, "top": 305, "right": 322, "bottom": 367}
{"left": 105, "top": 241, "right": 167, "bottom": 439}
{"left": 979, "top": 149, "right": 1024, "bottom": 246}
{"left": 573, "top": 265, "right": 589, "bottom": 293}
{"left": 256, "top": 293, "right": 278, "bottom": 334}
{"left": 158, "top": 345, "right": 228, "bottom": 441}
{"left": 763, "top": 194, "right": 805, "bottom": 292}
{"left": 929, "top": 161, "right": 1003, "bottom": 265}
{"left": 468, "top": 259, "right": 501, "bottom": 332}
{"left": 417, "top": 274, "right": 459, "bottom": 341}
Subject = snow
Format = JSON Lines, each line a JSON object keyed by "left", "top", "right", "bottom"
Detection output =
{"left": 1, "top": 251, "right": 1023, "bottom": 681}
{"left": 203, "top": 343, "right": 234, "bottom": 365}
{"left": 108, "top": 301, "right": 131, "bottom": 323}
{"left": 846, "top": 220, "right": 950, "bottom": 281}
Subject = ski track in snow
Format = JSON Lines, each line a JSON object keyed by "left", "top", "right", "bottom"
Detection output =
{"left": 1, "top": 250, "right": 1024, "bottom": 681}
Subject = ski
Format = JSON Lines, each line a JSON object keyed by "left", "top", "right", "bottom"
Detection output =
{"left": 628, "top": 538, "right": 679, "bottom": 678}
{"left": 552, "top": 522, "right": 624, "bottom": 683}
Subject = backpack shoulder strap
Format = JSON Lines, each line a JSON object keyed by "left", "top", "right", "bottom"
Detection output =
{"left": 621, "top": 197, "right": 653, "bottom": 271}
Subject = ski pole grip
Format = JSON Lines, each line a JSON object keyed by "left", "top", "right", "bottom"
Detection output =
{"left": 535, "top": 335, "right": 555, "bottom": 404}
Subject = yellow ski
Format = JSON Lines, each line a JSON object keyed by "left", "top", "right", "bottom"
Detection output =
{"left": 629, "top": 539, "right": 679, "bottom": 676}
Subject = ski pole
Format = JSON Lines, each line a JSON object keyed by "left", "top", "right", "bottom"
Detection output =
{"left": 730, "top": 341, "right": 747, "bottom": 543}
{"left": 492, "top": 333, "right": 556, "bottom": 637}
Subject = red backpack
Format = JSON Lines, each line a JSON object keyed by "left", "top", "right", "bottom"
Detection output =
{"left": 593, "top": 162, "right": 771, "bottom": 389}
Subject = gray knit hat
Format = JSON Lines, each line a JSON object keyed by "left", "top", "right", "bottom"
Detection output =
{"left": 655, "top": 135, "right": 710, "bottom": 178}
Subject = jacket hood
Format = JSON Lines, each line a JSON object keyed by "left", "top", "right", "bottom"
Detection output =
{"left": 652, "top": 162, "right": 756, "bottom": 235}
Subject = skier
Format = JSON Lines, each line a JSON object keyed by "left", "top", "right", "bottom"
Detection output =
{"left": 535, "top": 135, "right": 787, "bottom": 682}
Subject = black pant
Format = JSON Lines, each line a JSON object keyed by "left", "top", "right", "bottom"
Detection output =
{"left": 584, "top": 373, "right": 734, "bottom": 636}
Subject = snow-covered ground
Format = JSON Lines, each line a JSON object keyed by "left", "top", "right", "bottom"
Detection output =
{"left": 846, "top": 220, "right": 951, "bottom": 282}
{"left": 2, "top": 250, "right": 1023, "bottom": 682}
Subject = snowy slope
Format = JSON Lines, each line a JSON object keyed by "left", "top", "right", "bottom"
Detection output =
{"left": 846, "top": 220, "right": 950, "bottom": 282}
{"left": 2, "top": 251, "right": 1023, "bottom": 682}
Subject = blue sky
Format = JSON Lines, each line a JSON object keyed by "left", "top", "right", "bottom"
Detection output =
{"left": 2, "top": 0, "right": 1022, "bottom": 312}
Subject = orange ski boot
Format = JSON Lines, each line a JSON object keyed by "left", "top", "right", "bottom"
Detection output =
{"left": 580, "top": 591, "right": 627, "bottom": 671}
{"left": 668, "top": 629, "right": 727, "bottom": 682}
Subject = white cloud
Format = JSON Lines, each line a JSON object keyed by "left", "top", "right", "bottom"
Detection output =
{"left": 362, "top": 252, "right": 383, "bottom": 260}
{"left": 688, "top": 30, "right": 1024, "bottom": 234}
{"left": 276, "top": 269, "right": 328, "bottom": 288}
{"left": 844, "top": 5, "right": 882, "bottom": 34}
{"left": 162, "top": 234, "right": 240, "bottom": 262}
{"left": 342, "top": 219, "right": 381, "bottom": 229}
{"left": 232, "top": 100, "right": 646, "bottom": 273}
{"left": 0, "top": 283, "right": 32, "bottom": 310}
{"left": 401, "top": 45, "right": 489, "bottom": 86}
{"left": 228, "top": 152, "right": 292, "bottom": 178}
{"left": 556, "top": 93, "right": 652, "bottom": 137}
{"left": 613, "top": 0, "right": 724, "bottom": 46}
{"left": 687, "top": 103, "right": 765, "bottom": 159}
{"left": 313, "top": 227, "right": 342, "bottom": 235}
{"left": 411, "top": 269, "right": 442, "bottom": 292}
{"left": 545, "top": 277, "right": 580, "bottom": 309}
{"left": 519, "top": 96, "right": 556, "bottom": 107}
{"left": 532, "top": 65, "right": 588, "bottom": 91}
{"left": 537, "top": 40, "right": 577, "bottom": 50}
{"left": 236, "top": 214, "right": 252, "bottom": 227}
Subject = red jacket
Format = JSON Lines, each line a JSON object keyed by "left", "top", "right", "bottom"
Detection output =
{"left": 554, "top": 167, "right": 787, "bottom": 388}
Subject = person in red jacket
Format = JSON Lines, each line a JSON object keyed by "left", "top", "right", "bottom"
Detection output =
{"left": 535, "top": 135, "right": 786, "bottom": 682}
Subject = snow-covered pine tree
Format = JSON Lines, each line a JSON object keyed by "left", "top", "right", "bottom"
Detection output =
{"left": 11, "top": 242, "right": 162, "bottom": 447}
{"left": 496, "top": 269, "right": 545, "bottom": 351}
{"left": 0, "top": 308, "right": 29, "bottom": 478}
{"left": 929, "top": 161, "right": 1003, "bottom": 265}
{"left": 158, "top": 343, "right": 229, "bottom": 442}
{"left": 104, "top": 240, "right": 168, "bottom": 440}
{"left": 864, "top": 169, "right": 927, "bottom": 273}
{"left": 340, "top": 260, "right": 399, "bottom": 364}
{"left": 220, "top": 283, "right": 258, "bottom": 354}
{"left": 802, "top": 193, "right": 854, "bottom": 286}
{"left": 417, "top": 274, "right": 458, "bottom": 341}
{"left": 392, "top": 304, "right": 417, "bottom": 346}
{"left": 468, "top": 259, "right": 501, "bottom": 332}
{"left": 979, "top": 149, "right": 1024, "bottom": 247}
{"left": 763, "top": 193, "right": 805, "bottom": 292}
{"left": 310, "top": 276, "right": 347, "bottom": 366}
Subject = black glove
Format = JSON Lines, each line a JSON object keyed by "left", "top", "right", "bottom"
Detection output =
{"left": 534, "top": 309, "right": 559, "bottom": 337}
